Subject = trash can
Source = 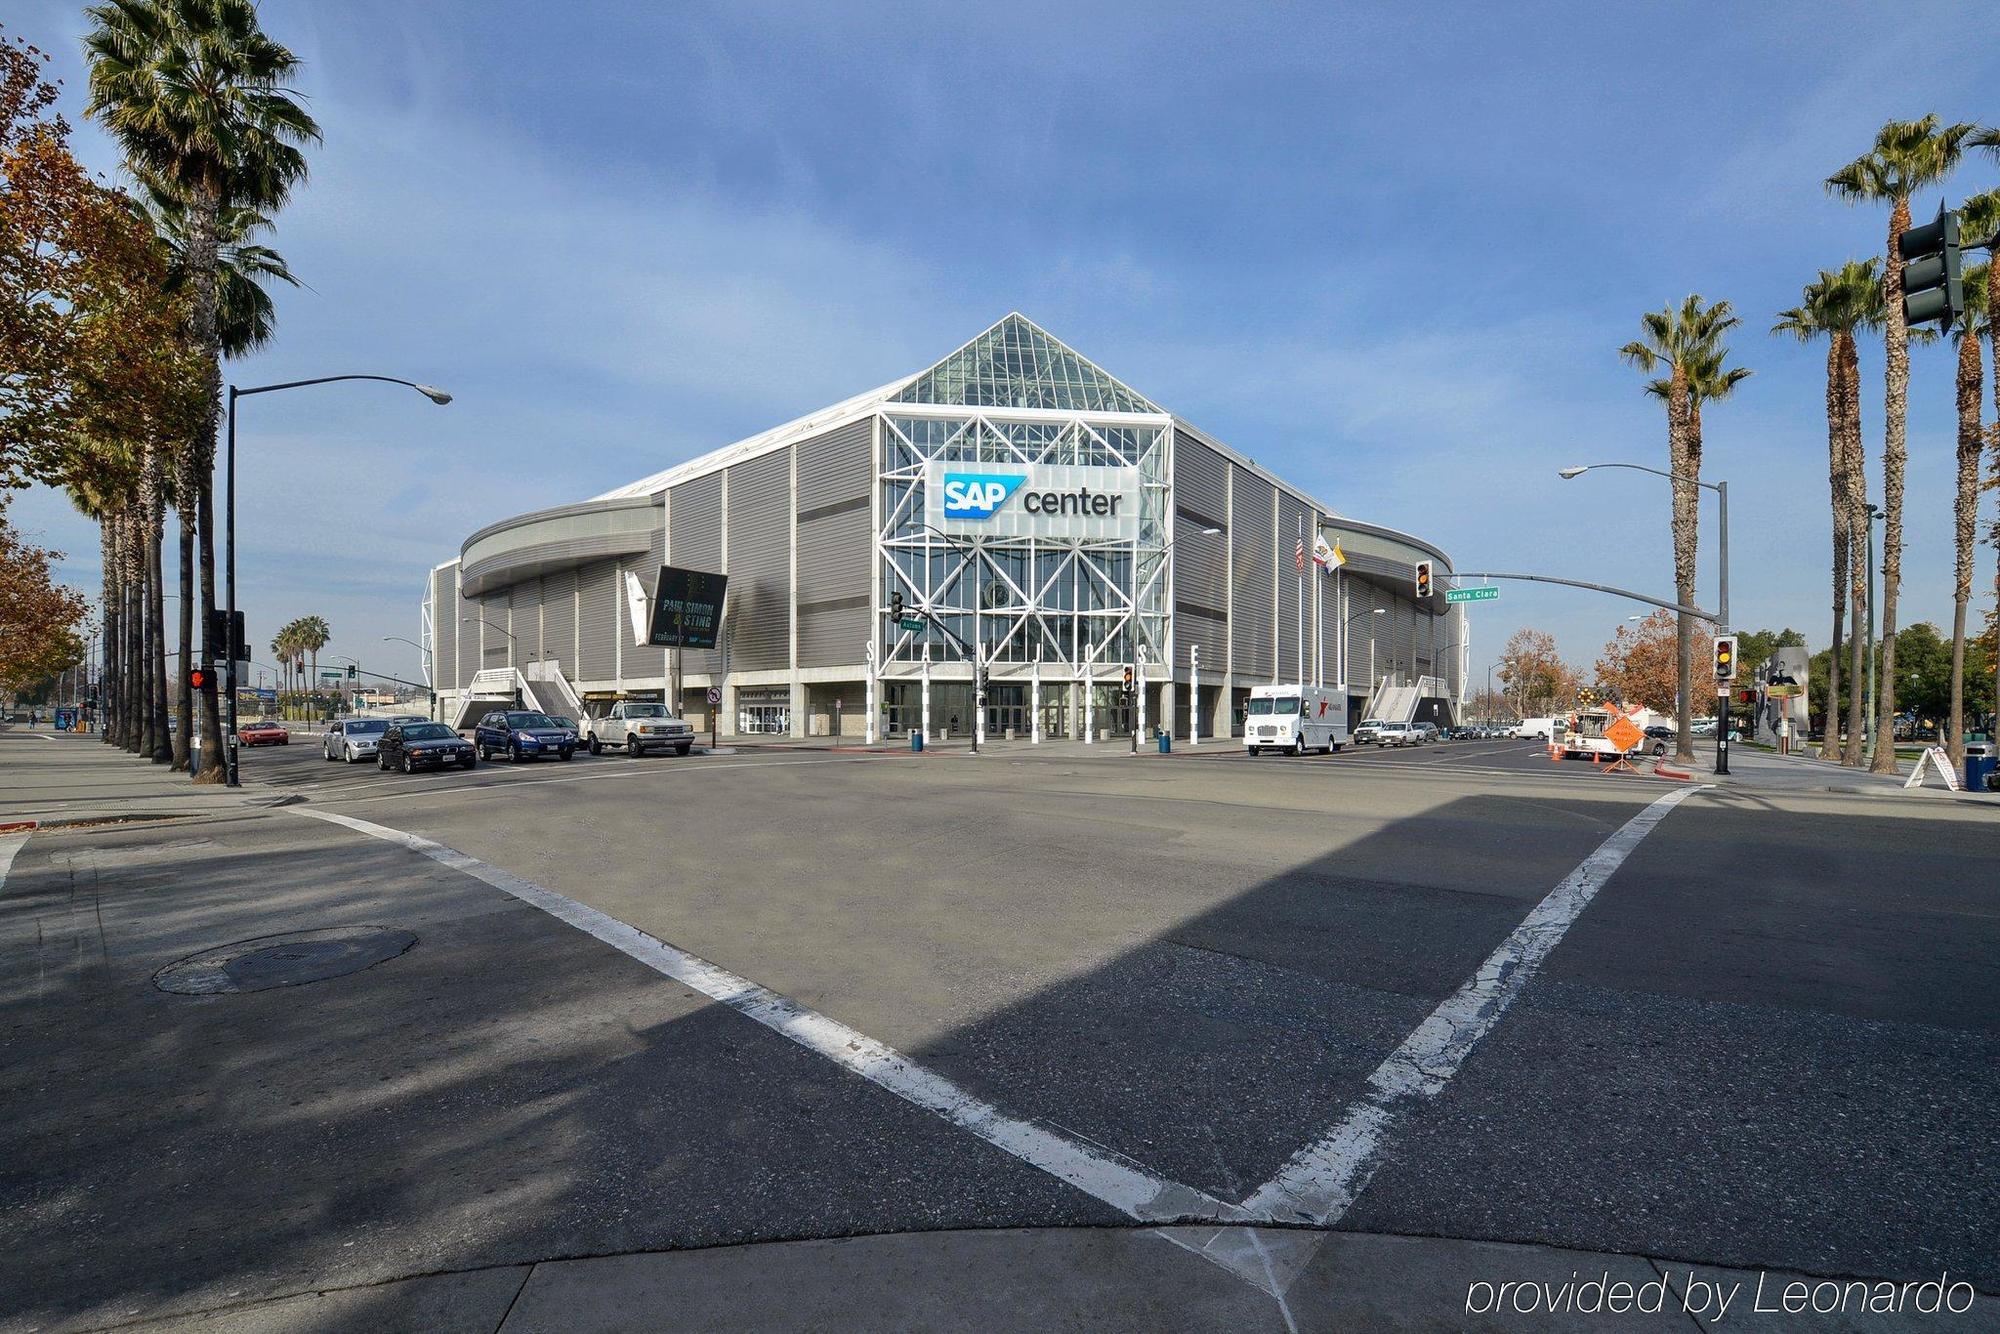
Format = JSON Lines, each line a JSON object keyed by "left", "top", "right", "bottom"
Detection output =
{"left": 1967, "top": 754, "right": 1996, "bottom": 791}
{"left": 911, "top": 730, "right": 923, "bottom": 754}
{"left": 1157, "top": 728, "right": 1171, "bottom": 754}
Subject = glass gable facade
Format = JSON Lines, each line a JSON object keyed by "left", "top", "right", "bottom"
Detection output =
{"left": 890, "top": 314, "right": 1163, "bottom": 415}
{"left": 876, "top": 316, "right": 1172, "bottom": 686}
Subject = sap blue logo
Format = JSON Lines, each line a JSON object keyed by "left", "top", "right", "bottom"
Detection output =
{"left": 940, "top": 472, "right": 1027, "bottom": 520}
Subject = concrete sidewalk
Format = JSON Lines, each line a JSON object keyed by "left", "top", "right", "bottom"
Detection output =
{"left": 1704, "top": 743, "right": 2000, "bottom": 804}
{"left": 0, "top": 727, "right": 284, "bottom": 828}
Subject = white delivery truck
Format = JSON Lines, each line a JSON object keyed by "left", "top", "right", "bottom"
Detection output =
{"left": 1513, "top": 716, "right": 1560, "bottom": 741}
{"left": 1245, "top": 684, "right": 1350, "bottom": 756}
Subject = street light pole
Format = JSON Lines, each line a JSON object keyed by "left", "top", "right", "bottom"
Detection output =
{"left": 1561, "top": 462, "right": 1730, "bottom": 771}
{"left": 1864, "top": 503, "right": 1882, "bottom": 767}
{"left": 383, "top": 636, "right": 435, "bottom": 720}
{"left": 225, "top": 375, "right": 450, "bottom": 786}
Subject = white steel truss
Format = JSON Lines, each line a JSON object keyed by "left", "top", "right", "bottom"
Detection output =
{"left": 875, "top": 408, "right": 1172, "bottom": 681}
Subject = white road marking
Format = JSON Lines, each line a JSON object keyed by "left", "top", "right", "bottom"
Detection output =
{"left": 1243, "top": 783, "right": 1707, "bottom": 1226}
{"left": 292, "top": 806, "right": 1243, "bottom": 1225}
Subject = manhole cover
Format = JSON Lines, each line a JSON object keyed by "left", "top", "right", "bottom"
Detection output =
{"left": 153, "top": 926, "right": 417, "bottom": 995}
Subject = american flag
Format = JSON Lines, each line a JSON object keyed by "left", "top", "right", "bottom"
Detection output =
{"left": 1294, "top": 537, "right": 1306, "bottom": 572}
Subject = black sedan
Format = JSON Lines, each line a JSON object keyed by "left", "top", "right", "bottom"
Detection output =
{"left": 379, "top": 721, "right": 477, "bottom": 773}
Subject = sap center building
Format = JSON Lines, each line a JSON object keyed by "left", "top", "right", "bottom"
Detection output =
{"left": 426, "top": 315, "right": 1463, "bottom": 742}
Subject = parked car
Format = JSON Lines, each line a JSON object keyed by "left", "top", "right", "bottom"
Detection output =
{"left": 237, "top": 719, "right": 288, "bottom": 746}
{"left": 475, "top": 710, "right": 576, "bottom": 763}
{"left": 1376, "top": 721, "right": 1418, "bottom": 748}
{"left": 1642, "top": 724, "right": 1674, "bottom": 756}
{"left": 324, "top": 717, "right": 390, "bottom": 763}
{"left": 585, "top": 700, "right": 696, "bottom": 757}
{"left": 1352, "top": 717, "right": 1387, "bottom": 745}
{"left": 1411, "top": 722, "right": 1439, "bottom": 744}
{"left": 378, "top": 721, "right": 476, "bottom": 773}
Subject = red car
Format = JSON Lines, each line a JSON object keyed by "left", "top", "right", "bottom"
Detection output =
{"left": 237, "top": 720, "right": 289, "bottom": 746}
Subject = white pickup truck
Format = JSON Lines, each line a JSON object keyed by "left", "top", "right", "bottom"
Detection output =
{"left": 585, "top": 701, "right": 696, "bottom": 757}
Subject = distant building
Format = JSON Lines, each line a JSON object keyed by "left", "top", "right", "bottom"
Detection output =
{"left": 425, "top": 315, "right": 1461, "bottom": 739}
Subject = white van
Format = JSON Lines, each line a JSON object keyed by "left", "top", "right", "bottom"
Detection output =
{"left": 1246, "top": 684, "right": 1350, "bottom": 756}
{"left": 1513, "top": 716, "right": 1559, "bottom": 741}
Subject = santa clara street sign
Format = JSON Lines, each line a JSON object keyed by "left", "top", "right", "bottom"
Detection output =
{"left": 1445, "top": 586, "right": 1499, "bottom": 603}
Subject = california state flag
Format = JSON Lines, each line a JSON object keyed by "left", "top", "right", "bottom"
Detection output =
{"left": 1312, "top": 534, "right": 1344, "bottom": 571}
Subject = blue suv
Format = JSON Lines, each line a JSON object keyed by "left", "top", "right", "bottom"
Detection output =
{"left": 474, "top": 709, "right": 577, "bottom": 763}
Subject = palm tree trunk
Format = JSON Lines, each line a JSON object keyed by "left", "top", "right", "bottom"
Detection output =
{"left": 193, "top": 479, "right": 224, "bottom": 782}
{"left": 1823, "top": 340, "right": 1845, "bottom": 758}
{"left": 147, "top": 513, "right": 172, "bottom": 762}
{"left": 1873, "top": 196, "right": 1913, "bottom": 773}
{"left": 173, "top": 483, "right": 195, "bottom": 769}
{"left": 99, "top": 519, "right": 120, "bottom": 747}
{"left": 1840, "top": 334, "right": 1869, "bottom": 766}
{"left": 186, "top": 186, "right": 227, "bottom": 784}
{"left": 123, "top": 511, "right": 144, "bottom": 755}
{"left": 1669, "top": 367, "right": 1697, "bottom": 761}
{"left": 1947, "top": 331, "right": 1982, "bottom": 770}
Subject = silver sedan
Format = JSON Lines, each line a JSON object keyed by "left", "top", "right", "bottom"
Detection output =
{"left": 324, "top": 718, "right": 390, "bottom": 763}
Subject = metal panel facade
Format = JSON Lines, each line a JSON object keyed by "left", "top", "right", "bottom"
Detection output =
{"left": 1277, "top": 492, "right": 1310, "bottom": 682}
{"left": 727, "top": 449, "right": 791, "bottom": 673}
{"left": 1229, "top": 465, "right": 1275, "bottom": 680}
{"left": 432, "top": 567, "right": 457, "bottom": 690}
{"left": 541, "top": 567, "right": 577, "bottom": 674}
{"left": 795, "top": 418, "right": 870, "bottom": 509}
{"left": 576, "top": 559, "right": 619, "bottom": 680}
{"left": 669, "top": 472, "right": 724, "bottom": 676}
{"left": 795, "top": 420, "right": 873, "bottom": 670}
{"left": 510, "top": 580, "right": 543, "bottom": 663}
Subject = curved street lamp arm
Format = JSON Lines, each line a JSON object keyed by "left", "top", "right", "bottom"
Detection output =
{"left": 1564, "top": 461, "right": 1719, "bottom": 493}
{"left": 233, "top": 374, "right": 452, "bottom": 403}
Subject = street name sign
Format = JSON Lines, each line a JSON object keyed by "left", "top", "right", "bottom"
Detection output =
{"left": 899, "top": 616, "right": 926, "bottom": 632}
{"left": 1445, "top": 587, "right": 1499, "bottom": 604}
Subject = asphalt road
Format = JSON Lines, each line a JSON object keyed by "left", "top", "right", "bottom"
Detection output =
{"left": 3, "top": 731, "right": 1995, "bottom": 1329}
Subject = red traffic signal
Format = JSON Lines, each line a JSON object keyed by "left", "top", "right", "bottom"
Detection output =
{"left": 187, "top": 666, "right": 210, "bottom": 692}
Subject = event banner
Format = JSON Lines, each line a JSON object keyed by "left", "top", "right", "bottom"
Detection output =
{"left": 648, "top": 566, "right": 727, "bottom": 649}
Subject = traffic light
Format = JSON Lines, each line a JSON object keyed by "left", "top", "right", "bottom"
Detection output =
{"left": 1121, "top": 665, "right": 1135, "bottom": 694}
{"left": 1414, "top": 560, "right": 1433, "bottom": 599}
{"left": 1899, "top": 207, "right": 1962, "bottom": 328}
{"left": 206, "top": 608, "right": 247, "bottom": 664}
{"left": 889, "top": 590, "right": 904, "bottom": 621}
{"left": 1713, "top": 634, "right": 1738, "bottom": 682}
{"left": 346, "top": 664, "right": 357, "bottom": 680}
{"left": 187, "top": 665, "right": 210, "bottom": 693}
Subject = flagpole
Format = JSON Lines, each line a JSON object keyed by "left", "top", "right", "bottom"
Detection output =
{"left": 1295, "top": 514, "right": 1304, "bottom": 686}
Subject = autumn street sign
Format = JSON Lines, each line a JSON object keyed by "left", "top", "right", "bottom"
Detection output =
{"left": 1445, "top": 586, "right": 1499, "bottom": 603}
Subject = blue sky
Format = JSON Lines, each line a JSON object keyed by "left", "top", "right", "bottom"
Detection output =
{"left": 10, "top": 0, "right": 1999, "bottom": 685}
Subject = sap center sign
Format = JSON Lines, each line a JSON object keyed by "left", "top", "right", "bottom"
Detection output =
{"left": 924, "top": 461, "right": 1141, "bottom": 542}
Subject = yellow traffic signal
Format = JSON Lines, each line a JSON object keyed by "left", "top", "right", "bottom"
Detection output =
{"left": 1414, "top": 560, "right": 1433, "bottom": 599}
{"left": 1713, "top": 634, "right": 1738, "bottom": 682}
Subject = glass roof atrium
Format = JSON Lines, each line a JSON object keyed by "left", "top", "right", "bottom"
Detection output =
{"left": 890, "top": 314, "right": 1163, "bottom": 415}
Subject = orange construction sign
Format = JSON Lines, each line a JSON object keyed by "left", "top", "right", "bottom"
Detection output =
{"left": 1604, "top": 713, "right": 1643, "bottom": 753}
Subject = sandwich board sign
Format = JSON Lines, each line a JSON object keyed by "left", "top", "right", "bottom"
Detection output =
{"left": 1903, "top": 746, "right": 1961, "bottom": 791}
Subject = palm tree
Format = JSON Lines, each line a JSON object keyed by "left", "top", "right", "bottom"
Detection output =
{"left": 1774, "top": 262, "right": 1884, "bottom": 763}
{"left": 135, "top": 188, "right": 297, "bottom": 767}
{"left": 85, "top": 0, "right": 320, "bottom": 783}
{"left": 1828, "top": 115, "right": 1979, "bottom": 772}
{"left": 295, "top": 615, "right": 329, "bottom": 712}
{"left": 1620, "top": 295, "right": 1742, "bottom": 760}
{"left": 1945, "top": 193, "right": 1995, "bottom": 769}
{"left": 1969, "top": 135, "right": 2000, "bottom": 746}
